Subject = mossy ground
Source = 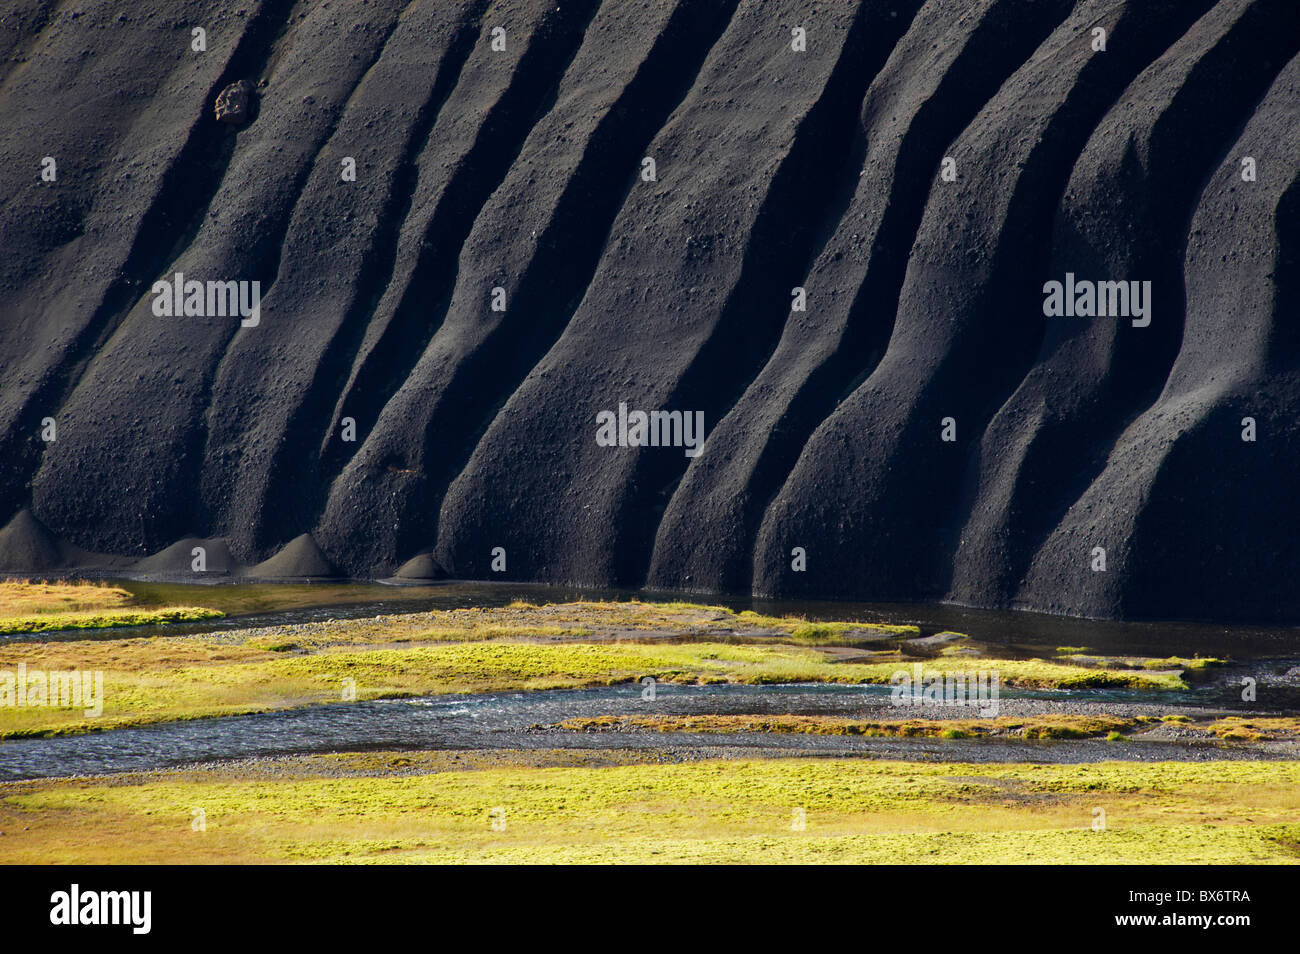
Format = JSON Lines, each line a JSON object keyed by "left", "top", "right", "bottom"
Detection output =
{"left": 556, "top": 712, "right": 1300, "bottom": 741}
{"left": 0, "top": 634, "right": 1189, "bottom": 737}
{"left": 557, "top": 713, "right": 1148, "bottom": 740}
{"left": 0, "top": 580, "right": 221, "bottom": 634}
{"left": 0, "top": 592, "right": 1199, "bottom": 737}
{"left": 1, "top": 585, "right": 1292, "bottom": 865}
{"left": 1060, "top": 653, "right": 1226, "bottom": 671}
{"left": 0, "top": 581, "right": 138, "bottom": 616}
{"left": 2, "top": 754, "right": 1297, "bottom": 864}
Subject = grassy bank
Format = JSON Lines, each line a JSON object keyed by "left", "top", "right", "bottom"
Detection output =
{"left": 557, "top": 713, "right": 1300, "bottom": 742}
{"left": 0, "top": 633, "right": 1189, "bottom": 737}
{"left": 0, "top": 596, "right": 1193, "bottom": 737}
{"left": 0, "top": 581, "right": 221, "bottom": 635}
{"left": 559, "top": 713, "right": 1145, "bottom": 740}
{"left": 2, "top": 754, "right": 1297, "bottom": 864}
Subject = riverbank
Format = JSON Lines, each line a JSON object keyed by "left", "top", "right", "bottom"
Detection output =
{"left": 3, "top": 582, "right": 1298, "bottom": 864}
{"left": 0, "top": 580, "right": 221, "bottom": 635}
{"left": 0, "top": 597, "right": 1206, "bottom": 738}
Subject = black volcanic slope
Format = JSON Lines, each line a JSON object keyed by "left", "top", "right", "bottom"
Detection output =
{"left": 0, "top": 0, "right": 1297, "bottom": 620}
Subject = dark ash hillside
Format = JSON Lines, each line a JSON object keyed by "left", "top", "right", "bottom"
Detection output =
{"left": 1, "top": 0, "right": 1297, "bottom": 622}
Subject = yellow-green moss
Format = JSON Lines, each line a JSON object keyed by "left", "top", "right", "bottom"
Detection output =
{"left": 0, "top": 594, "right": 1197, "bottom": 737}
{"left": 0, "top": 635, "right": 1193, "bottom": 737}
{"left": 0, "top": 606, "right": 222, "bottom": 635}
{"left": 557, "top": 713, "right": 1144, "bottom": 740}
{"left": 0, "top": 580, "right": 222, "bottom": 634}
{"left": 4, "top": 756, "right": 1298, "bottom": 864}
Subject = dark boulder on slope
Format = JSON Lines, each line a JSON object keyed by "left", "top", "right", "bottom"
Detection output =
{"left": 0, "top": 0, "right": 1297, "bottom": 624}
{"left": 214, "top": 80, "right": 254, "bottom": 125}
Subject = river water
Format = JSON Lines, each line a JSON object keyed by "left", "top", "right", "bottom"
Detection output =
{"left": 3, "top": 581, "right": 1299, "bottom": 780}
{"left": 3, "top": 680, "right": 1297, "bottom": 781}
{"left": 29, "top": 579, "right": 1300, "bottom": 659}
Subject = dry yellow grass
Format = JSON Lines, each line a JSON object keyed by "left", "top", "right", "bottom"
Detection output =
{"left": 559, "top": 712, "right": 1300, "bottom": 742}
{"left": 557, "top": 713, "right": 1147, "bottom": 740}
{"left": 0, "top": 580, "right": 134, "bottom": 616}
{"left": 1189, "top": 716, "right": 1300, "bottom": 742}
{"left": 0, "top": 580, "right": 221, "bottom": 634}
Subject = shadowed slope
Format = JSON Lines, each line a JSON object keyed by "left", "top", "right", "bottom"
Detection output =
{"left": 1018, "top": 50, "right": 1300, "bottom": 621}
{"left": 2, "top": 0, "right": 1297, "bottom": 624}
{"left": 433, "top": 0, "right": 923, "bottom": 587}
{"left": 948, "top": 0, "right": 1300, "bottom": 611}
{"left": 646, "top": 0, "right": 1075, "bottom": 595}
{"left": 753, "top": 0, "right": 1217, "bottom": 602}
{"left": 28, "top": 0, "right": 400, "bottom": 553}
{"left": 321, "top": 0, "right": 745, "bottom": 574}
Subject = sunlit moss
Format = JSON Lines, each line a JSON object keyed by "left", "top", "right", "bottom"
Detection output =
{"left": 0, "top": 580, "right": 135, "bottom": 615}
{"left": 4, "top": 756, "right": 1299, "bottom": 864}
{"left": 0, "top": 607, "right": 222, "bottom": 635}
{"left": 0, "top": 580, "right": 221, "bottom": 634}
{"left": 557, "top": 713, "right": 1147, "bottom": 740}
{"left": 0, "top": 599, "right": 1193, "bottom": 737}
